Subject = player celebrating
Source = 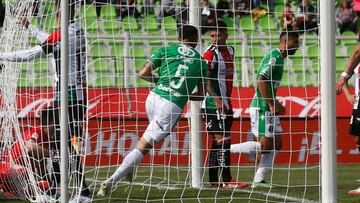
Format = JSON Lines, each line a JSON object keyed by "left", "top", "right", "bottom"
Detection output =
{"left": 230, "top": 31, "right": 299, "bottom": 187}
{"left": 336, "top": 44, "right": 360, "bottom": 195}
{"left": 0, "top": 0, "right": 90, "bottom": 201}
{"left": 97, "top": 24, "right": 207, "bottom": 197}
{"left": 202, "top": 21, "right": 248, "bottom": 189}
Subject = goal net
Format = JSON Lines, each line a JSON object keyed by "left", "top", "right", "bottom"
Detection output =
{"left": 0, "top": 0, "right": 323, "bottom": 202}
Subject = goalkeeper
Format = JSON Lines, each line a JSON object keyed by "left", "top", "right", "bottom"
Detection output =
{"left": 0, "top": 0, "right": 91, "bottom": 201}
{"left": 230, "top": 31, "right": 299, "bottom": 188}
{"left": 0, "top": 108, "right": 56, "bottom": 199}
{"left": 97, "top": 24, "right": 207, "bottom": 197}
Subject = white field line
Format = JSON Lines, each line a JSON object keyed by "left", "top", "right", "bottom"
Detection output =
{"left": 90, "top": 179, "right": 318, "bottom": 203}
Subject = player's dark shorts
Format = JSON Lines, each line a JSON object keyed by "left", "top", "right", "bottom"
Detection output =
{"left": 202, "top": 108, "right": 233, "bottom": 135}
{"left": 350, "top": 107, "right": 360, "bottom": 136}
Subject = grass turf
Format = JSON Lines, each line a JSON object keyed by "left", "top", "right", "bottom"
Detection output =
{"left": 1, "top": 164, "right": 360, "bottom": 202}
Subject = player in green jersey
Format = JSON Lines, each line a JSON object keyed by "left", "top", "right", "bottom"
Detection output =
{"left": 230, "top": 31, "right": 300, "bottom": 188}
{"left": 97, "top": 25, "right": 208, "bottom": 197}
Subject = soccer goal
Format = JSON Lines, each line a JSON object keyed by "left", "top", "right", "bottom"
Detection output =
{"left": 0, "top": 0, "right": 337, "bottom": 202}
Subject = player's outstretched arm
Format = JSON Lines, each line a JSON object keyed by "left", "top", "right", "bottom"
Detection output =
{"left": 0, "top": 45, "right": 45, "bottom": 62}
{"left": 17, "top": 16, "right": 48, "bottom": 43}
{"left": 337, "top": 44, "right": 360, "bottom": 94}
{"left": 138, "top": 62, "right": 159, "bottom": 83}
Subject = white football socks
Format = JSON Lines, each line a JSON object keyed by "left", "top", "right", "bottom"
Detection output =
{"left": 107, "top": 148, "right": 144, "bottom": 184}
{"left": 230, "top": 141, "right": 261, "bottom": 154}
{"left": 253, "top": 151, "right": 276, "bottom": 183}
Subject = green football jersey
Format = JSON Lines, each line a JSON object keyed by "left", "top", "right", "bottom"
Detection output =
{"left": 250, "top": 49, "right": 284, "bottom": 111}
{"left": 148, "top": 44, "right": 208, "bottom": 109}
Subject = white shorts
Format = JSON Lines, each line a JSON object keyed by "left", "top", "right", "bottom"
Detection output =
{"left": 143, "top": 91, "right": 182, "bottom": 143}
{"left": 250, "top": 107, "right": 283, "bottom": 138}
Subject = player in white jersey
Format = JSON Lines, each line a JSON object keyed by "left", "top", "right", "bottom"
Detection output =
{"left": 0, "top": 0, "right": 90, "bottom": 202}
{"left": 337, "top": 45, "right": 360, "bottom": 195}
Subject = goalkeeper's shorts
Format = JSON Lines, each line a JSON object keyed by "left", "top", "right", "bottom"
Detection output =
{"left": 250, "top": 107, "right": 283, "bottom": 138}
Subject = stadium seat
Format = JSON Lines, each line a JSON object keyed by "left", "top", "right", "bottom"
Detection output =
{"left": 110, "top": 44, "right": 124, "bottom": 58}
{"left": 101, "top": 4, "right": 117, "bottom": 19}
{"left": 134, "top": 58, "right": 147, "bottom": 71}
{"left": 239, "top": 16, "right": 256, "bottom": 34}
{"left": 259, "top": 16, "right": 276, "bottom": 32}
{"left": 91, "top": 43, "right": 107, "bottom": 58}
{"left": 43, "top": 16, "right": 57, "bottom": 31}
{"left": 42, "top": 2, "right": 55, "bottom": 15}
{"left": 136, "top": 77, "right": 151, "bottom": 87}
{"left": 115, "top": 76, "right": 124, "bottom": 87}
{"left": 33, "top": 59, "right": 48, "bottom": 72}
{"left": 93, "top": 58, "right": 110, "bottom": 73}
{"left": 295, "top": 70, "right": 313, "bottom": 86}
{"left": 81, "top": 4, "right": 97, "bottom": 18}
{"left": 103, "top": 20, "right": 121, "bottom": 34}
{"left": 303, "top": 32, "right": 318, "bottom": 46}
{"left": 336, "top": 58, "right": 347, "bottom": 71}
{"left": 307, "top": 45, "right": 319, "bottom": 57}
{"left": 275, "top": 5, "right": 285, "bottom": 14}
{"left": 347, "top": 44, "right": 356, "bottom": 55}
{"left": 114, "top": 60, "right": 124, "bottom": 72}
{"left": 142, "top": 15, "right": 158, "bottom": 33}
{"left": 234, "top": 45, "right": 245, "bottom": 57}
{"left": 163, "top": 17, "right": 177, "bottom": 35}
{"left": 130, "top": 46, "right": 146, "bottom": 57}
{"left": 336, "top": 46, "right": 346, "bottom": 57}
{"left": 221, "top": 16, "right": 236, "bottom": 34}
{"left": 18, "top": 71, "right": 30, "bottom": 88}
{"left": 34, "top": 74, "right": 52, "bottom": 88}
{"left": 122, "top": 17, "right": 139, "bottom": 32}
{"left": 83, "top": 17, "right": 99, "bottom": 33}
{"left": 291, "top": 58, "right": 308, "bottom": 72}
{"left": 95, "top": 75, "right": 113, "bottom": 87}
{"left": 341, "top": 31, "right": 358, "bottom": 46}
{"left": 249, "top": 47, "right": 264, "bottom": 58}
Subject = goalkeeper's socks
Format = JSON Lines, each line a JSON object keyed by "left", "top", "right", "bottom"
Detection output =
{"left": 209, "top": 142, "right": 219, "bottom": 183}
{"left": 253, "top": 151, "right": 276, "bottom": 183}
{"left": 109, "top": 148, "right": 144, "bottom": 184}
{"left": 230, "top": 141, "right": 261, "bottom": 154}
{"left": 218, "top": 141, "right": 232, "bottom": 183}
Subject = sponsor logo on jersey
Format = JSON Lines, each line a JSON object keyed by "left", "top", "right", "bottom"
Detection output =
{"left": 177, "top": 46, "right": 195, "bottom": 57}
{"left": 158, "top": 84, "right": 181, "bottom": 97}
{"left": 268, "top": 58, "right": 276, "bottom": 66}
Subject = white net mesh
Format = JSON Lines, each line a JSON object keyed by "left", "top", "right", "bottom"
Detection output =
{"left": 0, "top": 0, "right": 327, "bottom": 202}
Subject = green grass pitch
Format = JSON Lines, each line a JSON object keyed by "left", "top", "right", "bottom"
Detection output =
{"left": 2, "top": 164, "right": 360, "bottom": 202}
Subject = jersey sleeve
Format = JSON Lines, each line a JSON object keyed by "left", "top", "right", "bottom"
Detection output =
{"left": 41, "top": 29, "right": 61, "bottom": 54}
{"left": 200, "top": 59, "right": 208, "bottom": 84}
{"left": 147, "top": 47, "right": 163, "bottom": 68}
{"left": 259, "top": 56, "right": 277, "bottom": 79}
{"left": 202, "top": 50, "right": 215, "bottom": 71}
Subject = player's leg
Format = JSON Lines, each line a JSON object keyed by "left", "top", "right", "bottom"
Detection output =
{"left": 97, "top": 92, "right": 182, "bottom": 196}
{"left": 252, "top": 111, "right": 283, "bottom": 187}
{"left": 68, "top": 100, "right": 91, "bottom": 198}
{"left": 203, "top": 109, "right": 220, "bottom": 186}
{"left": 230, "top": 108, "right": 261, "bottom": 157}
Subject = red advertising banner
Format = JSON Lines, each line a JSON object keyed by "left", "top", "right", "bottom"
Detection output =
{"left": 13, "top": 87, "right": 351, "bottom": 118}
{"left": 83, "top": 118, "right": 360, "bottom": 166}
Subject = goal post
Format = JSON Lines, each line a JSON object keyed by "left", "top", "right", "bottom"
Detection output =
{"left": 320, "top": 0, "right": 337, "bottom": 202}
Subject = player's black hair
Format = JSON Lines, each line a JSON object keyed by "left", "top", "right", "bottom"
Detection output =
{"left": 178, "top": 25, "right": 199, "bottom": 42}
{"left": 279, "top": 31, "right": 300, "bottom": 40}
{"left": 209, "top": 20, "right": 227, "bottom": 32}
{"left": 40, "top": 107, "right": 58, "bottom": 126}
{"left": 209, "top": 20, "right": 227, "bottom": 33}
